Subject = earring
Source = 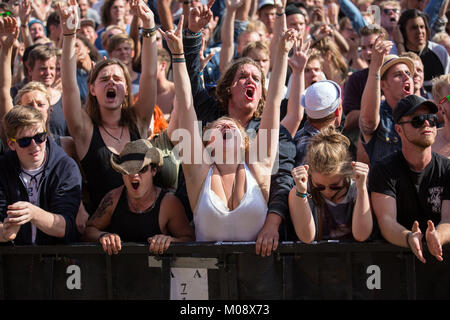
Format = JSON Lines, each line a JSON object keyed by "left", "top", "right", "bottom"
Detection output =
{"left": 226, "top": 87, "right": 231, "bottom": 94}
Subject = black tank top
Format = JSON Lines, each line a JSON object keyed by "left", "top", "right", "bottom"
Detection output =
{"left": 81, "top": 124, "right": 140, "bottom": 214}
{"left": 107, "top": 188, "right": 167, "bottom": 242}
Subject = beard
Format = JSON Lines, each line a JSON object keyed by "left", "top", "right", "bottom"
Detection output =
{"left": 404, "top": 130, "right": 436, "bottom": 148}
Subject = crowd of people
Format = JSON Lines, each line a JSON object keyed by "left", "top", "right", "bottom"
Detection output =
{"left": 0, "top": 0, "right": 449, "bottom": 264}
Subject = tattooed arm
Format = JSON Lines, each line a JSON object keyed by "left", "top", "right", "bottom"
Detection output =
{"left": 81, "top": 187, "right": 122, "bottom": 245}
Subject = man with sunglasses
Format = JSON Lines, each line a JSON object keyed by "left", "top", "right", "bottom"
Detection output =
{"left": 0, "top": 106, "right": 81, "bottom": 244}
{"left": 370, "top": 94, "right": 450, "bottom": 263}
{"left": 431, "top": 74, "right": 450, "bottom": 157}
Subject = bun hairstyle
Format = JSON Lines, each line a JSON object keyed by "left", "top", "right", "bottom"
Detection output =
{"left": 306, "top": 125, "right": 352, "bottom": 177}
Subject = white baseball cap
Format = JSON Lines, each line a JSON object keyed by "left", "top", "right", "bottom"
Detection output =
{"left": 258, "top": 0, "right": 275, "bottom": 10}
{"left": 300, "top": 80, "right": 341, "bottom": 119}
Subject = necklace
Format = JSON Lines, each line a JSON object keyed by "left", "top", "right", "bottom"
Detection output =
{"left": 102, "top": 125, "right": 124, "bottom": 143}
{"left": 128, "top": 188, "right": 158, "bottom": 214}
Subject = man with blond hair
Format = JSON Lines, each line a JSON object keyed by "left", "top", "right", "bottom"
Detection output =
{"left": 432, "top": 74, "right": 450, "bottom": 157}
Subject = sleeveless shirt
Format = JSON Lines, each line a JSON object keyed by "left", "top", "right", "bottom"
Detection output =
{"left": 81, "top": 124, "right": 140, "bottom": 214}
{"left": 107, "top": 187, "right": 167, "bottom": 242}
{"left": 194, "top": 164, "right": 268, "bottom": 241}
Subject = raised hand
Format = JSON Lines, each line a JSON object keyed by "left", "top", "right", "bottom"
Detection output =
{"left": 274, "top": 0, "right": 287, "bottom": 11}
{"left": 409, "top": 221, "right": 426, "bottom": 263}
{"left": 226, "top": 0, "right": 244, "bottom": 11}
{"left": 292, "top": 165, "right": 309, "bottom": 194}
{"left": 199, "top": 36, "right": 216, "bottom": 71}
{"left": 18, "top": 0, "right": 32, "bottom": 26}
{"left": 425, "top": 220, "right": 443, "bottom": 261}
{"left": 159, "top": 15, "right": 184, "bottom": 54}
{"left": 56, "top": 0, "right": 79, "bottom": 34}
{"left": 130, "top": 0, "right": 154, "bottom": 28}
{"left": 280, "top": 28, "right": 298, "bottom": 53}
{"left": 288, "top": 38, "right": 310, "bottom": 73}
{"left": 370, "top": 34, "right": 393, "bottom": 70}
{"left": 352, "top": 161, "right": 369, "bottom": 191}
{"left": 0, "top": 17, "right": 19, "bottom": 50}
{"left": 188, "top": 0, "right": 214, "bottom": 33}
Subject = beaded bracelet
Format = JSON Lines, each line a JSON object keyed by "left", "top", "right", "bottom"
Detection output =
{"left": 296, "top": 190, "right": 311, "bottom": 198}
{"left": 172, "top": 52, "right": 185, "bottom": 56}
{"left": 142, "top": 26, "right": 157, "bottom": 38}
{"left": 185, "top": 28, "right": 201, "bottom": 37}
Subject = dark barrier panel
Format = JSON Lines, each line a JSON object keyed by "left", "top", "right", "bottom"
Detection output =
{"left": 0, "top": 241, "right": 449, "bottom": 300}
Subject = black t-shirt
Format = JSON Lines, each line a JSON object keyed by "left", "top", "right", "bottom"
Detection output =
{"left": 369, "top": 151, "right": 450, "bottom": 231}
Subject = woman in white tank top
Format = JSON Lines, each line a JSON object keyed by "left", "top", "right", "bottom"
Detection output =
{"left": 159, "top": 15, "right": 295, "bottom": 241}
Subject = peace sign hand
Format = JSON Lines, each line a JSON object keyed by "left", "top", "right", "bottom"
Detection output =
{"left": 56, "top": 0, "right": 79, "bottom": 34}
{"left": 288, "top": 37, "right": 311, "bottom": 73}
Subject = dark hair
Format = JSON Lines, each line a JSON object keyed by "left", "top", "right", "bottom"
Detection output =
{"left": 216, "top": 57, "right": 266, "bottom": 119}
{"left": 76, "top": 33, "right": 101, "bottom": 62}
{"left": 398, "top": 9, "right": 431, "bottom": 44}
{"left": 359, "top": 24, "right": 389, "bottom": 38}
{"left": 27, "top": 44, "right": 57, "bottom": 70}
{"left": 46, "top": 11, "right": 60, "bottom": 36}
{"left": 101, "top": 0, "right": 123, "bottom": 27}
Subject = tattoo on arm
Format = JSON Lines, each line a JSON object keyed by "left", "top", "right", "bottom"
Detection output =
{"left": 89, "top": 192, "right": 114, "bottom": 221}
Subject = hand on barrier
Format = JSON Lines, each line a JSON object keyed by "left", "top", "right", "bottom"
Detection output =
{"left": 409, "top": 221, "right": 426, "bottom": 263}
{"left": 99, "top": 232, "right": 122, "bottom": 255}
{"left": 148, "top": 234, "right": 173, "bottom": 254}
{"left": 425, "top": 220, "right": 443, "bottom": 262}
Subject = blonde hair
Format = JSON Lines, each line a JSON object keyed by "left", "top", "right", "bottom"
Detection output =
{"left": 379, "top": 0, "right": 400, "bottom": 10}
{"left": 3, "top": 105, "right": 46, "bottom": 140}
{"left": 203, "top": 116, "right": 250, "bottom": 152}
{"left": 432, "top": 74, "right": 450, "bottom": 102}
{"left": 14, "top": 81, "right": 51, "bottom": 106}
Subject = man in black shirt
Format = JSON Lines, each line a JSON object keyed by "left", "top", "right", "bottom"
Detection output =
{"left": 369, "top": 95, "right": 450, "bottom": 263}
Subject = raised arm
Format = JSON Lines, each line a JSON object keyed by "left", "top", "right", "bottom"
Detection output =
{"left": 280, "top": 38, "right": 309, "bottom": 137}
{"left": 351, "top": 161, "right": 372, "bottom": 242}
{"left": 359, "top": 35, "right": 392, "bottom": 144}
{"left": 130, "top": 0, "right": 157, "bottom": 136}
{"left": 59, "top": 0, "right": 93, "bottom": 157}
{"left": 219, "top": 0, "right": 244, "bottom": 74}
{"left": 0, "top": 17, "right": 19, "bottom": 144}
{"left": 18, "top": 0, "right": 33, "bottom": 48}
{"left": 156, "top": 0, "right": 174, "bottom": 31}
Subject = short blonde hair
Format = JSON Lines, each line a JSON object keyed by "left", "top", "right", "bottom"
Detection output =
{"left": 3, "top": 105, "right": 46, "bottom": 140}
{"left": 14, "top": 81, "right": 50, "bottom": 106}
{"left": 432, "top": 74, "right": 450, "bottom": 102}
{"left": 379, "top": 0, "right": 400, "bottom": 10}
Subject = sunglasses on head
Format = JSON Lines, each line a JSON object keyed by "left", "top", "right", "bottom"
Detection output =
{"left": 10, "top": 131, "right": 47, "bottom": 148}
{"left": 383, "top": 8, "right": 399, "bottom": 14}
{"left": 397, "top": 114, "right": 438, "bottom": 128}
{"left": 439, "top": 95, "right": 450, "bottom": 105}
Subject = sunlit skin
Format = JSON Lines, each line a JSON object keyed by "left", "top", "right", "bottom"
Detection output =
{"left": 20, "top": 91, "right": 50, "bottom": 122}
{"left": 258, "top": 6, "right": 276, "bottom": 34}
{"left": 228, "top": 64, "right": 263, "bottom": 119}
{"left": 360, "top": 34, "right": 378, "bottom": 63}
{"left": 122, "top": 166, "right": 157, "bottom": 200}
{"left": 7, "top": 124, "right": 47, "bottom": 170}
{"left": 396, "top": 106, "right": 437, "bottom": 149}
{"left": 310, "top": 171, "right": 347, "bottom": 203}
{"left": 245, "top": 48, "right": 270, "bottom": 78}
{"left": 89, "top": 64, "right": 128, "bottom": 111}
{"left": 206, "top": 119, "right": 245, "bottom": 164}
{"left": 110, "top": 41, "right": 134, "bottom": 66}
{"left": 405, "top": 17, "right": 427, "bottom": 52}
{"left": 102, "top": 27, "right": 125, "bottom": 51}
{"left": 78, "top": 0, "right": 89, "bottom": 17}
{"left": 412, "top": 59, "right": 424, "bottom": 95}
{"left": 340, "top": 19, "right": 357, "bottom": 43}
{"left": 380, "top": 63, "right": 414, "bottom": 104}
{"left": 29, "top": 57, "right": 57, "bottom": 87}
{"left": 380, "top": 6, "right": 400, "bottom": 32}
{"left": 29, "top": 22, "right": 45, "bottom": 41}
{"left": 286, "top": 13, "right": 306, "bottom": 40}
{"left": 304, "top": 58, "right": 323, "bottom": 88}
{"left": 236, "top": 31, "right": 260, "bottom": 54}
{"left": 75, "top": 38, "right": 91, "bottom": 66}
{"left": 79, "top": 24, "right": 98, "bottom": 45}
{"left": 109, "top": 0, "right": 126, "bottom": 25}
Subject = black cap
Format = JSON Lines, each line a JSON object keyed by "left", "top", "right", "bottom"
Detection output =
{"left": 392, "top": 95, "right": 438, "bottom": 124}
{"left": 285, "top": 3, "right": 303, "bottom": 17}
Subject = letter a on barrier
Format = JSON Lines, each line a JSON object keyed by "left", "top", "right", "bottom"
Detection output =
{"left": 366, "top": 265, "right": 381, "bottom": 290}
{"left": 66, "top": 265, "right": 81, "bottom": 290}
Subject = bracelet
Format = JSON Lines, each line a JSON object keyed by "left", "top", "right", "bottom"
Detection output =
{"left": 63, "top": 32, "right": 76, "bottom": 36}
{"left": 405, "top": 231, "right": 412, "bottom": 250}
{"left": 296, "top": 189, "right": 311, "bottom": 198}
{"left": 172, "top": 57, "right": 186, "bottom": 63}
{"left": 172, "top": 52, "right": 185, "bottom": 56}
{"left": 310, "top": 34, "right": 317, "bottom": 42}
{"left": 20, "top": 24, "right": 28, "bottom": 28}
{"left": 185, "top": 29, "right": 201, "bottom": 36}
{"left": 98, "top": 232, "right": 111, "bottom": 242}
{"left": 142, "top": 26, "right": 157, "bottom": 38}
{"left": 276, "top": 11, "right": 284, "bottom": 16}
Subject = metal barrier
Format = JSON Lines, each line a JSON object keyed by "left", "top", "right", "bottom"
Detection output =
{"left": 0, "top": 241, "right": 449, "bottom": 300}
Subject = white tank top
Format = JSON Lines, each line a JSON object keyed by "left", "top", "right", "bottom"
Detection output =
{"left": 194, "top": 164, "right": 268, "bottom": 242}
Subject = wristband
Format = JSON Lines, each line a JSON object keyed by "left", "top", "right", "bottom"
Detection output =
{"left": 63, "top": 32, "right": 76, "bottom": 37}
{"left": 98, "top": 232, "right": 111, "bottom": 242}
{"left": 185, "top": 29, "right": 201, "bottom": 36}
{"left": 172, "top": 52, "right": 185, "bottom": 56}
{"left": 172, "top": 57, "right": 186, "bottom": 63}
{"left": 405, "top": 231, "right": 412, "bottom": 250}
{"left": 142, "top": 27, "right": 157, "bottom": 38}
{"left": 296, "top": 190, "right": 311, "bottom": 198}
{"left": 276, "top": 11, "right": 284, "bottom": 16}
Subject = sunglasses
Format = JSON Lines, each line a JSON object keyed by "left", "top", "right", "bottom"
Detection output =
{"left": 10, "top": 131, "right": 47, "bottom": 148}
{"left": 0, "top": 10, "right": 12, "bottom": 17}
{"left": 397, "top": 114, "right": 438, "bottom": 128}
{"left": 383, "top": 8, "right": 399, "bottom": 14}
{"left": 439, "top": 95, "right": 450, "bottom": 104}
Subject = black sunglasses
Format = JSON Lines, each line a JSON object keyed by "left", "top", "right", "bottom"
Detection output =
{"left": 10, "top": 132, "right": 47, "bottom": 148}
{"left": 138, "top": 165, "right": 149, "bottom": 174}
{"left": 383, "top": 8, "right": 399, "bottom": 14}
{"left": 397, "top": 114, "right": 438, "bottom": 128}
{"left": 312, "top": 184, "right": 345, "bottom": 192}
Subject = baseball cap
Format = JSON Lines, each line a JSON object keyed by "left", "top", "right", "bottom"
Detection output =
{"left": 258, "top": 0, "right": 275, "bottom": 10}
{"left": 392, "top": 95, "right": 438, "bottom": 124}
{"left": 380, "top": 54, "right": 415, "bottom": 79}
{"left": 301, "top": 80, "right": 341, "bottom": 119}
{"left": 110, "top": 139, "right": 164, "bottom": 175}
{"left": 285, "top": 3, "right": 303, "bottom": 17}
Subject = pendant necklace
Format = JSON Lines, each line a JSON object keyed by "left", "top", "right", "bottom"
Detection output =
{"left": 102, "top": 125, "right": 124, "bottom": 143}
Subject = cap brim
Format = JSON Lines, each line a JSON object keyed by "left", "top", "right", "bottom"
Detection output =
{"left": 380, "top": 57, "right": 415, "bottom": 78}
{"left": 403, "top": 100, "right": 439, "bottom": 118}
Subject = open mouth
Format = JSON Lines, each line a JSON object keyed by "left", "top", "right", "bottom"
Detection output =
{"left": 390, "top": 17, "right": 396, "bottom": 22}
{"left": 106, "top": 88, "right": 117, "bottom": 100}
{"left": 245, "top": 86, "right": 255, "bottom": 100}
{"left": 131, "top": 181, "right": 140, "bottom": 190}
{"left": 403, "top": 82, "right": 412, "bottom": 95}
{"left": 222, "top": 130, "right": 233, "bottom": 140}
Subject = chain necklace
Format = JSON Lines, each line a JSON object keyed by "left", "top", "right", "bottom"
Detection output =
{"left": 127, "top": 188, "right": 158, "bottom": 214}
{"left": 101, "top": 125, "right": 124, "bottom": 143}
